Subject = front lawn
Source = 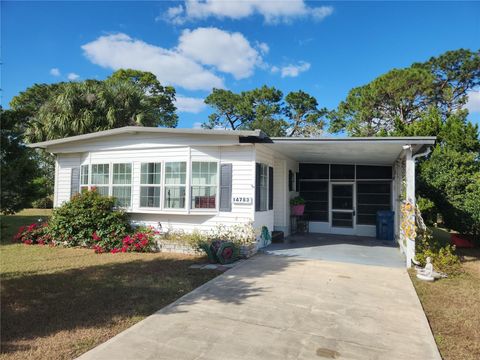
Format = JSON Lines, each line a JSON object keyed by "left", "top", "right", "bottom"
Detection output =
{"left": 0, "top": 210, "right": 218, "bottom": 360}
{"left": 410, "top": 228, "right": 480, "bottom": 360}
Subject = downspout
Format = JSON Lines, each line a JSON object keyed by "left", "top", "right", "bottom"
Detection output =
{"left": 412, "top": 146, "right": 432, "bottom": 161}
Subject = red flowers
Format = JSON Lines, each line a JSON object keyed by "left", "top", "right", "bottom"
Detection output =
{"left": 92, "top": 244, "right": 104, "bottom": 253}
{"left": 93, "top": 230, "right": 155, "bottom": 254}
{"left": 14, "top": 222, "right": 50, "bottom": 245}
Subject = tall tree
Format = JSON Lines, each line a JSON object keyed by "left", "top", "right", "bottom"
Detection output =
{"left": 413, "top": 49, "right": 480, "bottom": 115}
{"left": 107, "top": 69, "right": 178, "bottom": 127}
{"left": 203, "top": 88, "right": 257, "bottom": 130}
{"left": 204, "top": 86, "right": 325, "bottom": 137}
{"left": 329, "top": 68, "right": 435, "bottom": 136}
{"left": 0, "top": 108, "right": 37, "bottom": 214}
{"left": 330, "top": 49, "right": 480, "bottom": 136}
{"left": 11, "top": 70, "right": 178, "bottom": 143}
{"left": 283, "top": 90, "right": 327, "bottom": 137}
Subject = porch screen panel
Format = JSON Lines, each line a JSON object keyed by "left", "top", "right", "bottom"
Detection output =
{"left": 356, "top": 182, "right": 391, "bottom": 225}
{"left": 299, "top": 164, "right": 329, "bottom": 179}
{"left": 300, "top": 181, "right": 328, "bottom": 222}
{"left": 331, "top": 164, "right": 354, "bottom": 180}
{"left": 356, "top": 165, "right": 392, "bottom": 180}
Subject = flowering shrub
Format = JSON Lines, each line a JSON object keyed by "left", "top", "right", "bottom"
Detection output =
{"left": 48, "top": 189, "right": 131, "bottom": 247}
{"left": 160, "top": 229, "right": 208, "bottom": 249}
{"left": 13, "top": 222, "right": 51, "bottom": 245}
{"left": 209, "top": 222, "right": 257, "bottom": 245}
{"left": 91, "top": 226, "right": 159, "bottom": 254}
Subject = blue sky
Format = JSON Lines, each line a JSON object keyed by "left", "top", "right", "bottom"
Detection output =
{"left": 3, "top": 1, "right": 480, "bottom": 130}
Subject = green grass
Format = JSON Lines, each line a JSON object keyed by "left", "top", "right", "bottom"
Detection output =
{"left": 0, "top": 208, "right": 52, "bottom": 244}
{"left": 0, "top": 209, "right": 218, "bottom": 360}
{"left": 411, "top": 227, "right": 480, "bottom": 360}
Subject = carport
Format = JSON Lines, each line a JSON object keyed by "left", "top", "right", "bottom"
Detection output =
{"left": 266, "top": 136, "right": 436, "bottom": 267}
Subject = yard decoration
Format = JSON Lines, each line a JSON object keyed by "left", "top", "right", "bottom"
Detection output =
{"left": 199, "top": 240, "right": 239, "bottom": 264}
{"left": 260, "top": 226, "right": 271, "bottom": 247}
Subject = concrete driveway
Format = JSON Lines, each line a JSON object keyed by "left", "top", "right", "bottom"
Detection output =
{"left": 265, "top": 233, "right": 406, "bottom": 268}
{"left": 77, "top": 254, "right": 440, "bottom": 360}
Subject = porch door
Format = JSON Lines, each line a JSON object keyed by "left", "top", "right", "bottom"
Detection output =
{"left": 330, "top": 183, "right": 356, "bottom": 235}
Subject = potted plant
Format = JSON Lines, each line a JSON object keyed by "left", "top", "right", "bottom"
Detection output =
{"left": 290, "top": 196, "right": 306, "bottom": 216}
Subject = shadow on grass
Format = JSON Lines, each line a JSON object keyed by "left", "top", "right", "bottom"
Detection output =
{"left": 1, "top": 253, "right": 301, "bottom": 355}
{"left": 0, "top": 256, "right": 215, "bottom": 353}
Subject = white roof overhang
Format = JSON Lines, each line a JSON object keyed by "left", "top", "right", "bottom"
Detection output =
{"left": 266, "top": 137, "right": 436, "bottom": 165}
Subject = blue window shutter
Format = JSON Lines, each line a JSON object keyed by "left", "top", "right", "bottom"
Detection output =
{"left": 268, "top": 166, "right": 274, "bottom": 210}
{"left": 70, "top": 167, "right": 80, "bottom": 198}
{"left": 219, "top": 164, "right": 232, "bottom": 212}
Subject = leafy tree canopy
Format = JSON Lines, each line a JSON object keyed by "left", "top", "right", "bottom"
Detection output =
{"left": 203, "top": 86, "right": 326, "bottom": 137}
{"left": 329, "top": 48, "right": 480, "bottom": 136}
{"left": 11, "top": 69, "right": 178, "bottom": 143}
{"left": 0, "top": 108, "right": 38, "bottom": 214}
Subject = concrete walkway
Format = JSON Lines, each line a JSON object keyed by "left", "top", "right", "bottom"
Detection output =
{"left": 77, "top": 254, "right": 440, "bottom": 360}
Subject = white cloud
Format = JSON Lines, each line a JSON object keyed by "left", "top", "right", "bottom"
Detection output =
{"left": 192, "top": 121, "right": 203, "bottom": 129}
{"left": 177, "top": 27, "right": 262, "bottom": 79}
{"left": 163, "top": 0, "right": 334, "bottom": 24}
{"left": 278, "top": 61, "right": 311, "bottom": 78}
{"left": 67, "top": 72, "right": 80, "bottom": 81}
{"left": 82, "top": 33, "right": 224, "bottom": 91}
{"left": 50, "top": 68, "right": 61, "bottom": 76}
{"left": 466, "top": 90, "right": 480, "bottom": 113}
{"left": 256, "top": 42, "right": 269, "bottom": 55}
{"left": 175, "top": 95, "right": 207, "bottom": 113}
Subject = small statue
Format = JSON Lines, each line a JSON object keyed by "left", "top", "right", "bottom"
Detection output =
{"left": 415, "top": 257, "right": 447, "bottom": 281}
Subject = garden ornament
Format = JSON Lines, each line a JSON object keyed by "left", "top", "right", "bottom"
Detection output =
{"left": 416, "top": 257, "right": 447, "bottom": 281}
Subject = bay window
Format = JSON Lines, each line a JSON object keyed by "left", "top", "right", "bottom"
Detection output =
{"left": 191, "top": 161, "right": 217, "bottom": 209}
{"left": 91, "top": 164, "right": 109, "bottom": 196}
{"left": 164, "top": 162, "right": 186, "bottom": 209}
{"left": 112, "top": 163, "right": 132, "bottom": 207}
{"left": 140, "top": 163, "right": 161, "bottom": 207}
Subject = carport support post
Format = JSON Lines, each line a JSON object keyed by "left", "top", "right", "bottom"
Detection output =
{"left": 405, "top": 146, "right": 415, "bottom": 268}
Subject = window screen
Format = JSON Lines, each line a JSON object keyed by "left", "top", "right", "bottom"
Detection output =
{"left": 356, "top": 165, "right": 392, "bottom": 180}
{"left": 356, "top": 182, "right": 391, "bottom": 225}
{"left": 299, "top": 164, "right": 329, "bottom": 179}
{"left": 300, "top": 181, "right": 328, "bottom": 222}
{"left": 331, "top": 164, "right": 354, "bottom": 179}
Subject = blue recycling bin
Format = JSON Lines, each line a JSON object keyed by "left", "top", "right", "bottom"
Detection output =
{"left": 376, "top": 211, "right": 395, "bottom": 241}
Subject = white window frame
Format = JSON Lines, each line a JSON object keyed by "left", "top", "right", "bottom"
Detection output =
{"left": 139, "top": 162, "right": 162, "bottom": 209}
{"left": 112, "top": 163, "right": 132, "bottom": 208}
{"left": 190, "top": 161, "right": 219, "bottom": 211}
{"left": 80, "top": 164, "right": 89, "bottom": 192}
{"left": 90, "top": 163, "right": 110, "bottom": 197}
{"left": 164, "top": 161, "right": 187, "bottom": 210}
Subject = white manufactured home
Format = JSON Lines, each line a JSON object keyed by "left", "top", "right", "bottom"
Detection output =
{"left": 29, "top": 127, "right": 435, "bottom": 266}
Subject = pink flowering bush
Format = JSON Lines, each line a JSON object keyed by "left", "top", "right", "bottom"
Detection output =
{"left": 13, "top": 222, "right": 52, "bottom": 245}
{"left": 91, "top": 226, "right": 159, "bottom": 254}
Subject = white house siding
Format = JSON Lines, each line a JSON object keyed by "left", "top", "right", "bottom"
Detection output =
{"left": 55, "top": 153, "right": 81, "bottom": 206}
{"left": 273, "top": 156, "right": 299, "bottom": 235}
{"left": 253, "top": 144, "right": 275, "bottom": 235}
{"left": 54, "top": 141, "right": 256, "bottom": 234}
